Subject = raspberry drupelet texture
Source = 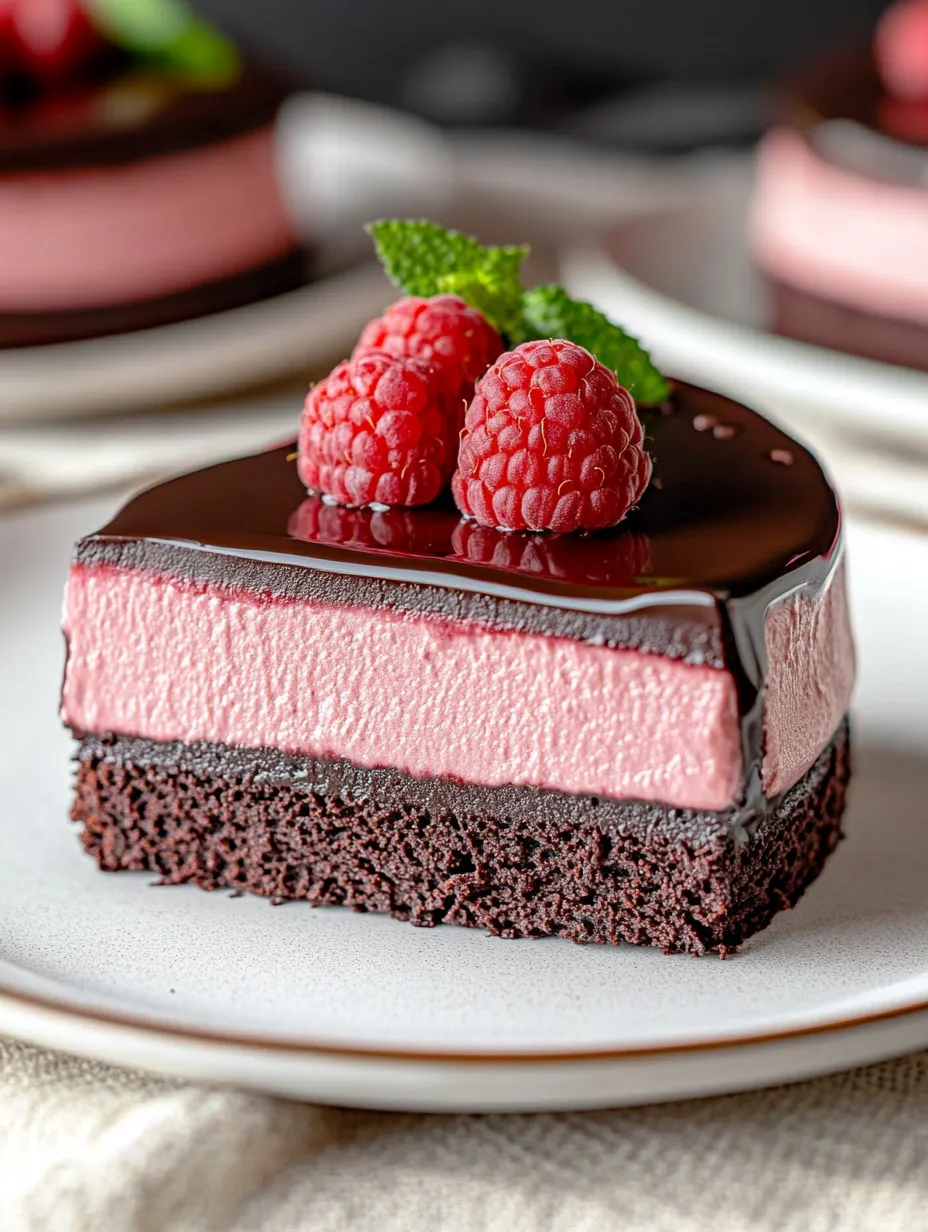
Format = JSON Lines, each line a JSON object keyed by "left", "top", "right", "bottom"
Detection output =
{"left": 451, "top": 339, "right": 652, "bottom": 534}
{"left": 298, "top": 350, "right": 463, "bottom": 508}
{"left": 354, "top": 295, "right": 504, "bottom": 402}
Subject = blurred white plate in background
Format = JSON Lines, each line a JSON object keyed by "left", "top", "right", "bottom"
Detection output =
{"left": 0, "top": 264, "right": 390, "bottom": 425}
{"left": 562, "top": 161, "right": 928, "bottom": 453}
{"left": 0, "top": 496, "right": 927, "bottom": 1110}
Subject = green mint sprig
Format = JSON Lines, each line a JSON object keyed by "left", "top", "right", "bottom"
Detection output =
{"left": 521, "top": 285, "right": 669, "bottom": 407}
{"left": 86, "top": 0, "right": 240, "bottom": 84}
{"left": 367, "top": 219, "right": 670, "bottom": 406}
{"left": 368, "top": 220, "right": 528, "bottom": 340}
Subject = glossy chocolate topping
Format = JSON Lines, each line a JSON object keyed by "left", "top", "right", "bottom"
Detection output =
{"left": 88, "top": 381, "right": 839, "bottom": 600}
{"left": 785, "top": 46, "right": 928, "bottom": 177}
{"left": 789, "top": 47, "right": 888, "bottom": 131}
{"left": 0, "top": 62, "right": 295, "bottom": 173}
{"left": 76, "top": 381, "right": 841, "bottom": 814}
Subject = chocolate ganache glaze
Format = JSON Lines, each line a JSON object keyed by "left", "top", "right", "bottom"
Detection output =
{"left": 75, "top": 381, "right": 842, "bottom": 819}
{"left": 786, "top": 47, "right": 928, "bottom": 177}
{"left": 0, "top": 63, "right": 297, "bottom": 174}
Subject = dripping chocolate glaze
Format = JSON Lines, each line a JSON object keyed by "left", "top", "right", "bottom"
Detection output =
{"left": 76, "top": 381, "right": 842, "bottom": 821}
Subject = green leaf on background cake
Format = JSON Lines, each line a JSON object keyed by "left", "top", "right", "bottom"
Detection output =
{"left": 521, "top": 285, "right": 670, "bottom": 405}
{"left": 367, "top": 220, "right": 528, "bottom": 336}
{"left": 85, "top": 0, "right": 240, "bottom": 84}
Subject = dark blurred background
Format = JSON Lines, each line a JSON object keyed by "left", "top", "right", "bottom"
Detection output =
{"left": 200, "top": 0, "right": 889, "bottom": 147}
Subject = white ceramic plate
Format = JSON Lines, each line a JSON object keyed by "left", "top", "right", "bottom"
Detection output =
{"left": 562, "top": 161, "right": 928, "bottom": 453}
{"left": 1, "top": 494, "right": 927, "bottom": 1111}
{"left": 0, "top": 264, "right": 391, "bottom": 424}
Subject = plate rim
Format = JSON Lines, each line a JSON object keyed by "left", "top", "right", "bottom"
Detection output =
{"left": 0, "top": 261, "right": 389, "bottom": 423}
{"left": 1, "top": 969, "right": 928, "bottom": 1064}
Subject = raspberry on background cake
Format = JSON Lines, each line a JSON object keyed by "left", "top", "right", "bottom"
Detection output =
{"left": 60, "top": 223, "right": 854, "bottom": 956}
{"left": 0, "top": 0, "right": 307, "bottom": 348}
{"left": 750, "top": 1, "right": 928, "bottom": 370}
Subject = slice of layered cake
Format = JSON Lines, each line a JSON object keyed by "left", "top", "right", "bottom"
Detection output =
{"left": 61, "top": 224, "right": 854, "bottom": 955}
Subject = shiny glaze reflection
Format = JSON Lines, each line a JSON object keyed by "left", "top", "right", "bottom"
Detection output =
{"left": 99, "top": 382, "right": 840, "bottom": 609}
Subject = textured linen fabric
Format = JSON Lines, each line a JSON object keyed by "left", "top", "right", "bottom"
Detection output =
{"left": 1, "top": 1039, "right": 927, "bottom": 1231}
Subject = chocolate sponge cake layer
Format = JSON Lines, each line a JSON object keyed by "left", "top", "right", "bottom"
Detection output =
{"left": 769, "top": 277, "right": 928, "bottom": 373}
{"left": 73, "top": 720, "right": 850, "bottom": 956}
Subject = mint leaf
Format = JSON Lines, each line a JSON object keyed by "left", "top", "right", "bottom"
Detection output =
{"left": 367, "top": 220, "right": 527, "bottom": 336}
{"left": 87, "top": 0, "right": 192, "bottom": 48}
{"left": 163, "top": 22, "right": 240, "bottom": 83}
{"left": 87, "top": 0, "right": 239, "bottom": 82}
{"left": 436, "top": 248, "right": 526, "bottom": 338}
{"left": 368, "top": 220, "right": 484, "bottom": 296}
{"left": 521, "top": 285, "right": 670, "bottom": 405}
{"left": 366, "top": 221, "right": 671, "bottom": 404}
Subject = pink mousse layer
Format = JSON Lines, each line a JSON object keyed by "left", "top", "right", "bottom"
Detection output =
{"left": 0, "top": 126, "right": 296, "bottom": 311}
{"left": 751, "top": 128, "right": 928, "bottom": 324}
{"left": 61, "top": 560, "right": 854, "bottom": 812}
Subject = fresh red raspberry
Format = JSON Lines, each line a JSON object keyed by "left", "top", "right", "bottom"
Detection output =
{"left": 298, "top": 350, "right": 462, "bottom": 508}
{"left": 451, "top": 339, "right": 651, "bottom": 534}
{"left": 2, "top": 0, "right": 102, "bottom": 84}
{"left": 876, "top": 0, "right": 928, "bottom": 100}
{"left": 354, "top": 295, "right": 503, "bottom": 402}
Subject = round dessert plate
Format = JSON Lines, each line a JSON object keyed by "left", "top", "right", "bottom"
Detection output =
{"left": 0, "top": 264, "right": 390, "bottom": 423}
{"left": 562, "top": 160, "right": 928, "bottom": 452}
{"left": 1, "top": 495, "right": 927, "bottom": 1112}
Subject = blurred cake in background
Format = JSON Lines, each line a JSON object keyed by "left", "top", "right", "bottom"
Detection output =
{"left": 0, "top": 0, "right": 304, "bottom": 347}
{"left": 750, "top": 0, "right": 928, "bottom": 371}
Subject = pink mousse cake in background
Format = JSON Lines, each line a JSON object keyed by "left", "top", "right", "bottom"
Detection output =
{"left": 750, "top": 0, "right": 928, "bottom": 371}
{"left": 0, "top": 0, "right": 306, "bottom": 348}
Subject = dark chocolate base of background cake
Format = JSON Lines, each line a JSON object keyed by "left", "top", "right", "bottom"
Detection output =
{"left": 72, "top": 719, "right": 850, "bottom": 956}
{"left": 769, "top": 278, "right": 928, "bottom": 373}
{"left": 0, "top": 249, "right": 311, "bottom": 349}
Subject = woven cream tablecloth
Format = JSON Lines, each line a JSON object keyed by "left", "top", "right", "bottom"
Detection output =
{"left": 1, "top": 1038, "right": 926, "bottom": 1230}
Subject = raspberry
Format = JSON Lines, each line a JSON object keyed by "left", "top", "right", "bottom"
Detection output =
{"left": 451, "top": 339, "right": 652, "bottom": 534}
{"left": 876, "top": 0, "right": 928, "bottom": 99}
{"left": 3, "top": 0, "right": 101, "bottom": 84}
{"left": 354, "top": 295, "right": 503, "bottom": 402}
{"left": 298, "top": 351, "right": 462, "bottom": 508}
